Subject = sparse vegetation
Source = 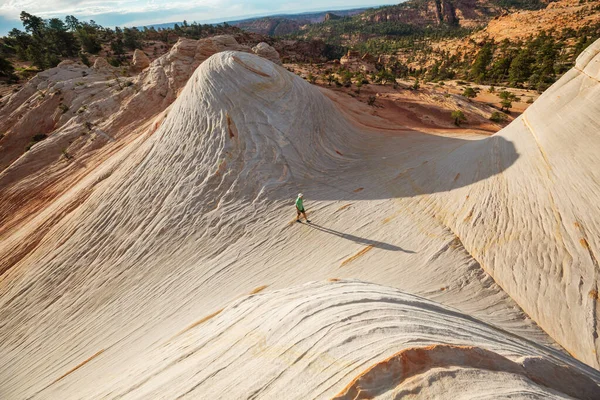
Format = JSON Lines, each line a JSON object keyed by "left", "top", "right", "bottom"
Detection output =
{"left": 62, "top": 148, "right": 73, "bottom": 160}
{"left": 490, "top": 111, "right": 509, "bottom": 123}
{"left": 25, "top": 133, "right": 48, "bottom": 151}
{"left": 451, "top": 110, "right": 467, "bottom": 126}
{"left": 411, "top": 78, "right": 420, "bottom": 90}
{"left": 499, "top": 90, "right": 517, "bottom": 112}
{"left": 462, "top": 87, "right": 479, "bottom": 100}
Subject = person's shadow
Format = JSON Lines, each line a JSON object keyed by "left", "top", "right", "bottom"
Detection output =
{"left": 305, "top": 223, "right": 415, "bottom": 253}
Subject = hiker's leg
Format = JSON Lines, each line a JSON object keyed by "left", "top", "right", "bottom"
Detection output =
{"left": 297, "top": 210, "right": 301, "bottom": 220}
{"left": 302, "top": 211, "right": 308, "bottom": 221}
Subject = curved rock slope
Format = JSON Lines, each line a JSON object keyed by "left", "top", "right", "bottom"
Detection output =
{"left": 404, "top": 39, "right": 600, "bottom": 368}
{"left": 0, "top": 35, "right": 254, "bottom": 248}
{"left": 1, "top": 41, "right": 600, "bottom": 398}
{"left": 26, "top": 281, "right": 600, "bottom": 399}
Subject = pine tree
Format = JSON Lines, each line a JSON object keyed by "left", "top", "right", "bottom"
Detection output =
{"left": 470, "top": 41, "right": 494, "bottom": 83}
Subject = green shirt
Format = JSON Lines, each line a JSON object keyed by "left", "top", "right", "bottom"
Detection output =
{"left": 295, "top": 197, "right": 304, "bottom": 210}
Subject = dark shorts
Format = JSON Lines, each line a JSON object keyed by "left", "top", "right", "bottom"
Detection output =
{"left": 297, "top": 208, "right": 305, "bottom": 213}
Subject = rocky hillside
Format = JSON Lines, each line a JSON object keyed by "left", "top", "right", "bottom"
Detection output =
{"left": 2, "top": 33, "right": 600, "bottom": 397}
{"left": 233, "top": 17, "right": 309, "bottom": 36}
{"left": 359, "top": 0, "right": 501, "bottom": 28}
{"left": 295, "top": 0, "right": 549, "bottom": 44}
{"left": 230, "top": 8, "right": 368, "bottom": 36}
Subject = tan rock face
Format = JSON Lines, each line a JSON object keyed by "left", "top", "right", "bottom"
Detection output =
{"left": 92, "top": 57, "right": 112, "bottom": 71}
{"left": 0, "top": 35, "right": 251, "bottom": 243}
{"left": 131, "top": 49, "right": 150, "bottom": 71}
{"left": 340, "top": 51, "right": 376, "bottom": 73}
{"left": 1, "top": 39, "right": 600, "bottom": 398}
{"left": 252, "top": 42, "right": 282, "bottom": 65}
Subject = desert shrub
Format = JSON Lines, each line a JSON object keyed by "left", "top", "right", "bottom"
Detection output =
{"left": 451, "top": 110, "right": 466, "bottom": 126}
{"left": 490, "top": 111, "right": 508, "bottom": 123}
{"left": 411, "top": 78, "right": 420, "bottom": 90}
{"left": 499, "top": 90, "right": 517, "bottom": 112}
{"left": 25, "top": 133, "right": 48, "bottom": 151}
{"left": 462, "top": 87, "right": 478, "bottom": 99}
{"left": 79, "top": 52, "right": 91, "bottom": 67}
{"left": 367, "top": 95, "right": 376, "bottom": 106}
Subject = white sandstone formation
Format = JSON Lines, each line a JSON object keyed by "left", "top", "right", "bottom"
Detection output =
{"left": 0, "top": 35, "right": 256, "bottom": 242}
{"left": 20, "top": 281, "right": 599, "bottom": 399}
{"left": 131, "top": 49, "right": 150, "bottom": 71}
{"left": 252, "top": 42, "right": 282, "bottom": 65}
{"left": 1, "top": 38, "right": 600, "bottom": 399}
{"left": 92, "top": 56, "right": 112, "bottom": 71}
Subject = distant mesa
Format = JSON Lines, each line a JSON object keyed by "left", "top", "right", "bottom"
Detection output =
{"left": 324, "top": 12, "right": 342, "bottom": 21}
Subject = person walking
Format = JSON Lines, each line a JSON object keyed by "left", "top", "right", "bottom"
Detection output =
{"left": 295, "top": 193, "right": 310, "bottom": 223}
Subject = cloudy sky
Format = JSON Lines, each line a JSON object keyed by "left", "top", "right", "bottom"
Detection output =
{"left": 0, "top": 0, "right": 399, "bottom": 35}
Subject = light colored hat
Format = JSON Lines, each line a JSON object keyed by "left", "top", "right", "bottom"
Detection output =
{"left": 298, "top": 193, "right": 303, "bottom": 197}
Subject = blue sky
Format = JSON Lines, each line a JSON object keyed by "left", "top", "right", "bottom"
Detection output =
{"left": 0, "top": 1, "right": 399, "bottom": 36}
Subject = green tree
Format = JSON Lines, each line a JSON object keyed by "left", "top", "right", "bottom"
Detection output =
{"left": 76, "top": 26, "right": 102, "bottom": 54}
{"left": 65, "top": 15, "right": 80, "bottom": 31}
{"left": 451, "top": 110, "right": 466, "bottom": 126}
{"left": 79, "top": 51, "right": 91, "bottom": 67}
{"left": 509, "top": 47, "right": 533, "bottom": 86}
{"left": 47, "top": 18, "right": 78, "bottom": 57}
{"left": 355, "top": 79, "right": 363, "bottom": 94}
{"left": 326, "top": 74, "right": 335, "bottom": 86}
{"left": 123, "top": 27, "right": 141, "bottom": 50}
{"left": 489, "top": 111, "right": 508, "bottom": 123}
{"left": 0, "top": 55, "right": 16, "bottom": 80}
{"left": 499, "top": 90, "right": 516, "bottom": 112}
{"left": 470, "top": 41, "right": 494, "bottom": 82}
{"left": 462, "top": 87, "right": 478, "bottom": 100}
{"left": 20, "top": 12, "right": 45, "bottom": 37}
{"left": 412, "top": 78, "right": 420, "bottom": 90}
{"left": 7, "top": 28, "right": 32, "bottom": 60}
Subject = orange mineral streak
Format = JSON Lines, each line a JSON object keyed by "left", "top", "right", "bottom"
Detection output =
{"left": 53, "top": 349, "right": 105, "bottom": 384}
{"left": 340, "top": 245, "right": 373, "bottom": 267}
{"left": 333, "top": 344, "right": 600, "bottom": 400}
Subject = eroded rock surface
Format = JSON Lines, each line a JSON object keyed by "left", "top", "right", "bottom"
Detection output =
{"left": 1, "top": 38, "right": 600, "bottom": 399}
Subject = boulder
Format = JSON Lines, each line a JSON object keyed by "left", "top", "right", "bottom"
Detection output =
{"left": 93, "top": 57, "right": 112, "bottom": 71}
{"left": 131, "top": 49, "right": 150, "bottom": 72}
{"left": 252, "top": 42, "right": 282, "bottom": 65}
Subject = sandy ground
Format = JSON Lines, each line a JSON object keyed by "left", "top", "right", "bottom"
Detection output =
{"left": 286, "top": 63, "right": 539, "bottom": 135}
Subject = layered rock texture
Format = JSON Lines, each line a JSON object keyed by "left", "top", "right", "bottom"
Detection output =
{"left": 131, "top": 49, "right": 150, "bottom": 72}
{"left": 252, "top": 42, "right": 282, "bottom": 65}
{"left": 1, "top": 35, "right": 600, "bottom": 399}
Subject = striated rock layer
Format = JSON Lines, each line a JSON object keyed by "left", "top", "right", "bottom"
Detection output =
{"left": 29, "top": 281, "right": 600, "bottom": 399}
{"left": 1, "top": 39, "right": 600, "bottom": 398}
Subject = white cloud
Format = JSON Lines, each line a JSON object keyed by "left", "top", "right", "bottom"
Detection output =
{"left": 0, "top": 0, "right": 399, "bottom": 32}
{"left": 0, "top": 0, "right": 235, "bottom": 19}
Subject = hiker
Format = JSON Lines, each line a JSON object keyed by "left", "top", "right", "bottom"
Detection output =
{"left": 296, "top": 193, "right": 310, "bottom": 223}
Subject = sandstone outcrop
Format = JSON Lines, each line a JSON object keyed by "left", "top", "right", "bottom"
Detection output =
{"left": 252, "top": 42, "right": 282, "bottom": 65}
{"left": 92, "top": 56, "right": 112, "bottom": 70}
{"left": 131, "top": 49, "right": 150, "bottom": 72}
{"left": 1, "top": 37, "right": 600, "bottom": 399}
{"left": 340, "top": 50, "right": 376, "bottom": 73}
